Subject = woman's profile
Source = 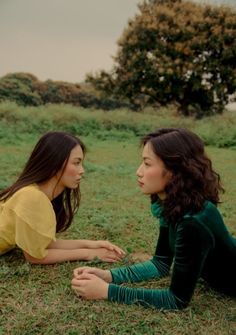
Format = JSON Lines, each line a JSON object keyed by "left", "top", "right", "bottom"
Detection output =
{"left": 0, "top": 131, "right": 125, "bottom": 264}
{"left": 72, "top": 128, "right": 236, "bottom": 309}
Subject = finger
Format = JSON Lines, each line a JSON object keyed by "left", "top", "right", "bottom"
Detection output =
{"left": 102, "top": 242, "right": 126, "bottom": 256}
{"left": 82, "top": 269, "right": 97, "bottom": 277}
{"left": 73, "top": 267, "right": 86, "bottom": 277}
{"left": 71, "top": 278, "right": 86, "bottom": 286}
{"left": 71, "top": 285, "right": 84, "bottom": 297}
{"left": 109, "top": 245, "right": 126, "bottom": 256}
{"left": 77, "top": 273, "right": 97, "bottom": 280}
{"left": 108, "top": 253, "right": 123, "bottom": 261}
{"left": 103, "top": 258, "right": 120, "bottom": 263}
{"left": 74, "top": 267, "right": 94, "bottom": 278}
{"left": 103, "top": 244, "right": 116, "bottom": 252}
{"left": 104, "top": 255, "right": 122, "bottom": 262}
{"left": 116, "top": 247, "right": 126, "bottom": 255}
{"left": 71, "top": 278, "right": 79, "bottom": 286}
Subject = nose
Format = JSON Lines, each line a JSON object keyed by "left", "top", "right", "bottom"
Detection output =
{"left": 136, "top": 164, "right": 143, "bottom": 177}
{"left": 79, "top": 164, "right": 85, "bottom": 175}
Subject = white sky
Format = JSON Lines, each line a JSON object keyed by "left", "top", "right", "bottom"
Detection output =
{"left": 0, "top": 0, "right": 234, "bottom": 83}
{"left": 0, "top": 0, "right": 140, "bottom": 83}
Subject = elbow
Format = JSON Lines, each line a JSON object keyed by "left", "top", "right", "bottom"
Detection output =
{"left": 176, "top": 300, "right": 189, "bottom": 310}
{"left": 174, "top": 295, "right": 190, "bottom": 310}
{"left": 23, "top": 251, "right": 50, "bottom": 265}
{"left": 169, "top": 289, "right": 191, "bottom": 310}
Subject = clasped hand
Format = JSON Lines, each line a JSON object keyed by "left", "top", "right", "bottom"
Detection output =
{"left": 90, "top": 240, "right": 126, "bottom": 263}
{"left": 71, "top": 267, "right": 111, "bottom": 300}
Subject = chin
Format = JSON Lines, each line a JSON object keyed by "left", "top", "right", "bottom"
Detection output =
{"left": 142, "top": 190, "right": 151, "bottom": 195}
{"left": 69, "top": 184, "right": 79, "bottom": 189}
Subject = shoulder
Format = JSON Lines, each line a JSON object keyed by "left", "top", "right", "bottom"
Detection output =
{"left": 176, "top": 206, "right": 216, "bottom": 245}
{"left": 176, "top": 216, "right": 204, "bottom": 234}
{"left": 3, "top": 184, "right": 56, "bottom": 233}
{"left": 195, "top": 201, "right": 221, "bottom": 218}
{"left": 13, "top": 184, "right": 44, "bottom": 197}
{"left": 182, "top": 201, "right": 222, "bottom": 225}
{"left": 4, "top": 184, "right": 52, "bottom": 211}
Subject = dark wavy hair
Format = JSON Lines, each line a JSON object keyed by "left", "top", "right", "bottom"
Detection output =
{"left": 141, "top": 128, "right": 224, "bottom": 225}
{"left": 0, "top": 131, "right": 86, "bottom": 232}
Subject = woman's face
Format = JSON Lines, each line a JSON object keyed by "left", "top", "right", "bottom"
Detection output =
{"left": 58, "top": 144, "right": 85, "bottom": 190}
{"left": 136, "top": 142, "right": 172, "bottom": 199}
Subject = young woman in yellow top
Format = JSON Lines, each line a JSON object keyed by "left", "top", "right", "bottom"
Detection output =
{"left": 0, "top": 131, "right": 125, "bottom": 264}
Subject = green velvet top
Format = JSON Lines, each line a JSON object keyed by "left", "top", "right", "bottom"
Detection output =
{"left": 108, "top": 201, "right": 236, "bottom": 310}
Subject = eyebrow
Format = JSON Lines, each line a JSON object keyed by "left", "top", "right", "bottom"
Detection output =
{"left": 143, "top": 156, "right": 152, "bottom": 160}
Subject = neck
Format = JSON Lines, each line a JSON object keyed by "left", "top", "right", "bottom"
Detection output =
{"left": 37, "top": 178, "right": 64, "bottom": 200}
{"left": 157, "top": 191, "right": 166, "bottom": 200}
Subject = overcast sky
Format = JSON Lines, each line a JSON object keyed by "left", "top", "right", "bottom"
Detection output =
{"left": 0, "top": 0, "right": 234, "bottom": 83}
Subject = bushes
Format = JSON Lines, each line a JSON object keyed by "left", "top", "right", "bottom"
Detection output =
{"left": 0, "top": 102, "right": 235, "bottom": 148}
{"left": 0, "top": 73, "right": 43, "bottom": 106}
{"left": 0, "top": 72, "right": 133, "bottom": 110}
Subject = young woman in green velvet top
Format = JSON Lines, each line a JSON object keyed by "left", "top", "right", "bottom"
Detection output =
{"left": 71, "top": 128, "right": 236, "bottom": 310}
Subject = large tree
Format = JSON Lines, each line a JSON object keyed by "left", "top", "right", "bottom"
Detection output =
{"left": 87, "top": 0, "right": 236, "bottom": 117}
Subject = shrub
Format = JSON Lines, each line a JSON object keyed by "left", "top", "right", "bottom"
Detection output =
{"left": 0, "top": 73, "right": 42, "bottom": 106}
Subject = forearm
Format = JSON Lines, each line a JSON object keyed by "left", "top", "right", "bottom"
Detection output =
{"left": 111, "top": 257, "right": 170, "bottom": 284}
{"left": 108, "top": 284, "right": 187, "bottom": 310}
{"left": 48, "top": 239, "right": 97, "bottom": 250}
{"left": 24, "top": 248, "right": 97, "bottom": 264}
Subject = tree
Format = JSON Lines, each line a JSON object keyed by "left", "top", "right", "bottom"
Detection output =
{"left": 87, "top": 0, "right": 236, "bottom": 117}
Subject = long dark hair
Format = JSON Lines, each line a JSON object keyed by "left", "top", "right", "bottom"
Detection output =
{"left": 0, "top": 131, "right": 86, "bottom": 232}
{"left": 141, "top": 128, "right": 224, "bottom": 224}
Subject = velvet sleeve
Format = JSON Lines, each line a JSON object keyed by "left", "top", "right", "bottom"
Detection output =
{"left": 108, "top": 218, "right": 214, "bottom": 310}
{"left": 169, "top": 218, "right": 215, "bottom": 304}
{"left": 110, "top": 226, "right": 173, "bottom": 284}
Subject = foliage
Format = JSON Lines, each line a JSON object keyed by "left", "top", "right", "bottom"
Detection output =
{"left": 0, "top": 73, "right": 43, "bottom": 106}
{"left": 87, "top": 0, "right": 236, "bottom": 117}
{"left": 0, "top": 101, "right": 235, "bottom": 148}
{"left": 35, "top": 80, "right": 82, "bottom": 104}
{"left": 0, "top": 73, "right": 132, "bottom": 110}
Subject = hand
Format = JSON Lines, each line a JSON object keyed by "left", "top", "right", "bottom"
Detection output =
{"left": 90, "top": 248, "right": 122, "bottom": 263}
{"left": 92, "top": 240, "right": 126, "bottom": 257}
{"left": 73, "top": 266, "right": 112, "bottom": 283}
{"left": 71, "top": 273, "right": 108, "bottom": 300}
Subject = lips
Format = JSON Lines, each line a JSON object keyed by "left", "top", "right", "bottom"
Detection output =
{"left": 138, "top": 180, "right": 144, "bottom": 187}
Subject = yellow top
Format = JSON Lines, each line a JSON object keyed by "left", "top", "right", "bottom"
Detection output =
{"left": 0, "top": 184, "right": 56, "bottom": 259}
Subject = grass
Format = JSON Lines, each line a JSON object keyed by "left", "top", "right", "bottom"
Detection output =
{"left": 0, "top": 103, "right": 236, "bottom": 335}
{"left": 0, "top": 101, "right": 236, "bottom": 148}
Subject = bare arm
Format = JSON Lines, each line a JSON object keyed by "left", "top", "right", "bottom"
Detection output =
{"left": 24, "top": 249, "right": 92, "bottom": 264}
{"left": 48, "top": 239, "right": 125, "bottom": 255}
{"left": 48, "top": 239, "right": 97, "bottom": 249}
{"left": 23, "top": 247, "right": 123, "bottom": 265}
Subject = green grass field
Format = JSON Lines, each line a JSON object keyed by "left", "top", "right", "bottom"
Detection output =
{"left": 0, "top": 103, "right": 235, "bottom": 335}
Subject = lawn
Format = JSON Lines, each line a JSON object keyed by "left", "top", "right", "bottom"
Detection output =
{"left": 0, "top": 104, "right": 235, "bottom": 334}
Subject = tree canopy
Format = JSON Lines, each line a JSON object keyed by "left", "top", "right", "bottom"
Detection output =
{"left": 87, "top": 0, "right": 236, "bottom": 117}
